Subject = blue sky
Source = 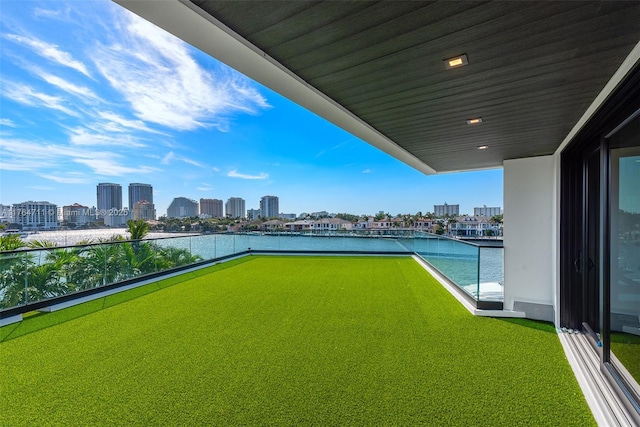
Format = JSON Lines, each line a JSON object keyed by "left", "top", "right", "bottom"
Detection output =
{"left": 0, "top": 0, "right": 503, "bottom": 217}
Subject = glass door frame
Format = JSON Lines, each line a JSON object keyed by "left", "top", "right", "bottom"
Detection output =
{"left": 560, "top": 63, "right": 640, "bottom": 419}
{"left": 602, "top": 111, "right": 640, "bottom": 415}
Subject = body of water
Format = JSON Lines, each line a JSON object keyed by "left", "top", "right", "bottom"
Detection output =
{"left": 13, "top": 231, "right": 503, "bottom": 302}
{"left": 22, "top": 229, "right": 193, "bottom": 246}
{"left": 182, "top": 233, "right": 504, "bottom": 291}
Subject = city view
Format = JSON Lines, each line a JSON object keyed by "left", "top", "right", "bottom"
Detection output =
{"left": 0, "top": 180, "right": 503, "bottom": 239}
{"left": 0, "top": 0, "right": 502, "bottom": 225}
{"left": 1, "top": 1, "right": 637, "bottom": 426}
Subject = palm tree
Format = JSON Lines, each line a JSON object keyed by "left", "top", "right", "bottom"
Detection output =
{"left": 1, "top": 258, "right": 69, "bottom": 308}
{"left": 127, "top": 219, "right": 149, "bottom": 240}
{"left": 0, "top": 234, "right": 26, "bottom": 251}
{"left": 0, "top": 252, "right": 30, "bottom": 309}
{"left": 155, "top": 246, "right": 203, "bottom": 271}
{"left": 74, "top": 240, "right": 123, "bottom": 289}
{"left": 111, "top": 242, "right": 154, "bottom": 281}
{"left": 24, "top": 262, "right": 70, "bottom": 303}
{"left": 0, "top": 234, "right": 209, "bottom": 309}
{"left": 489, "top": 214, "right": 503, "bottom": 237}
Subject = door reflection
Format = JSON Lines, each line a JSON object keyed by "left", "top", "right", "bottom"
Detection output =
{"left": 609, "top": 120, "right": 640, "bottom": 386}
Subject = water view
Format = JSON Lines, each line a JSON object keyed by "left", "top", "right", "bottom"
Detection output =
{"left": 21, "top": 229, "right": 193, "bottom": 246}
{"left": 1, "top": 231, "right": 503, "bottom": 312}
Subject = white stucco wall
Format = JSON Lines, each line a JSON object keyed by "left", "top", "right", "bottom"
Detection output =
{"left": 503, "top": 155, "right": 558, "bottom": 316}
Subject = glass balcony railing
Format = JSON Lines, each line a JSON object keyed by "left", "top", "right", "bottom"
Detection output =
{"left": 0, "top": 238, "right": 204, "bottom": 310}
{"left": 397, "top": 232, "right": 504, "bottom": 307}
{"left": 0, "top": 232, "right": 503, "bottom": 313}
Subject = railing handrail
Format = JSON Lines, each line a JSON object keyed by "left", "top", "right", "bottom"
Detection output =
{"left": 0, "top": 230, "right": 502, "bottom": 256}
{"left": 412, "top": 230, "right": 504, "bottom": 248}
{"left": 0, "top": 230, "right": 504, "bottom": 316}
{"left": 0, "top": 233, "right": 207, "bottom": 255}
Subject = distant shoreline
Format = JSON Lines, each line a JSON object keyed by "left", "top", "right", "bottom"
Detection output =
{"left": 21, "top": 229, "right": 194, "bottom": 246}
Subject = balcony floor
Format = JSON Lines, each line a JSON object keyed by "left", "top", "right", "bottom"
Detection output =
{"left": 1, "top": 256, "right": 594, "bottom": 426}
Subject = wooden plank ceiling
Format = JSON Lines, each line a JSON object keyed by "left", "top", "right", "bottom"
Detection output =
{"left": 190, "top": 1, "right": 640, "bottom": 172}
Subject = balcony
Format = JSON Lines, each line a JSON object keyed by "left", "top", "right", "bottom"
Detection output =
{"left": 0, "top": 232, "right": 503, "bottom": 317}
{"left": 0, "top": 246, "right": 593, "bottom": 425}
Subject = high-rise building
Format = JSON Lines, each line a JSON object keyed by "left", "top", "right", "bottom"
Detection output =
{"left": 133, "top": 200, "right": 156, "bottom": 221}
{"left": 97, "top": 183, "right": 125, "bottom": 226}
{"left": 225, "top": 197, "right": 245, "bottom": 218}
{"left": 167, "top": 197, "right": 198, "bottom": 218}
{"left": 200, "top": 198, "right": 223, "bottom": 218}
{"left": 260, "top": 195, "right": 279, "bottom": 218}
{"left": 434, "top": 203, "right": 459, "bottom": 217}
{"left": 128, "top": 183, "right": 153, "bottom": 213}
{"left": 62, "top": 203, "right": 93, "bottom": 226}
{"left": 474, "top": 206, "right": 502, "bottom": 217}
{"left": 246, "top": 208, "right": 260, "bottom": 220}
{"left": 12, "top": 201, "right": 58, "bottom": 230}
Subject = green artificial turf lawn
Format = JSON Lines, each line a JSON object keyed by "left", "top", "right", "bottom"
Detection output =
{"left": 0, "top": 256, "right": 595, "bottom": 426}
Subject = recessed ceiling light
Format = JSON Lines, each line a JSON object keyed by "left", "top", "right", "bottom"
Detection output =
{"left": 477, "top": 145, "right": 489, "bottom": 150}
{"left": 444, "top": 54, "right": 468, "bottom": 70}
{"left": 466, "top": 117, "right": 483, "bottom": 125}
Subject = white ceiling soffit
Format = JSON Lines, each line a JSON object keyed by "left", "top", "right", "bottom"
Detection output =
{"left": 114, "top": 0, "right": 437, "bottom": 175}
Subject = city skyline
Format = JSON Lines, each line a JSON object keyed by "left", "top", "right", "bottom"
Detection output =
{"left": 0, "top": 0, "right": 503, "bottom": 218}
{"left": 1, "top": 182, "right": 501, "bottom": 219}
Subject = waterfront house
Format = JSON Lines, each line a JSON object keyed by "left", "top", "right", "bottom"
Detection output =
{"left": 450, "top": 216, "right": 501, "bottom": 238}
{"left": 311, "top": 217, "right": 353, "bottom": 232}
{"left": 284, "top": 219, "right": 313, "bottom": 232}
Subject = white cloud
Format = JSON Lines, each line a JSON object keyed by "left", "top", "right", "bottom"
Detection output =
{"left": 0, "top": 138, "right": 101, "bottom": 174}
{"left": 97, "top": 111, "right": 161, "bottom": 134}
{"left": 160, "top": 150, "right": 204, "bottom": 167}
{"left": 161, "top": 151, "right": 175, "bottom": 165}
{"left": 91, "top": 10, "right": 269, "bottom": 131}
{"left": 37, "top": 173, "right": 88, "bottom": 184}
{"left": 36, "top": 70, "right": 99, "bottom": 101}
{"left": 68, "top": 127, "right": 147, "bottom": 148}
{"left": 33, "top": 6, "right": 72, "bottom": 21}
{"left": 0, "top": 138, "right": 72, "bottom": 164}
{"left": 4, "top": 34, "right": 91, "bottom": 77}
{"left": 3, "top": 81, "right": 80, "bottom": 117}
{"left": 0, "top": 157, "right": 58, "bottom": 171}
{"left": 316, "top": 140, "right": 351, "bottom": 158}
{"left": 0, "top": 137, "right": 156, "bottom": 177}
{"left": 0, "top": 119, "right": 16, "bottom": 127}
{"left": 227, "top": 170, "right": 269, "bottom": 180}
{"left": 73, "top": 158, "right": 158, "bottom": 176}
{"left": 362, "top": 169, "right": 372, "bottom": 174}
{"left": 181, "top": 157, "right": 204, "bottom": 168}
{"left": 33, "top": 8, "right": 63, "bottom": 19}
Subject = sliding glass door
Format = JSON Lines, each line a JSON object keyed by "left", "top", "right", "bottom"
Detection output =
{"left": 560, "top": 65, "right": 640, "bottom": 418}
{"left": 608, "top": 114, "right": 640, "bottom": 399}
{"left": 583, "top": 143, "right": 602, "bottom": 342}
